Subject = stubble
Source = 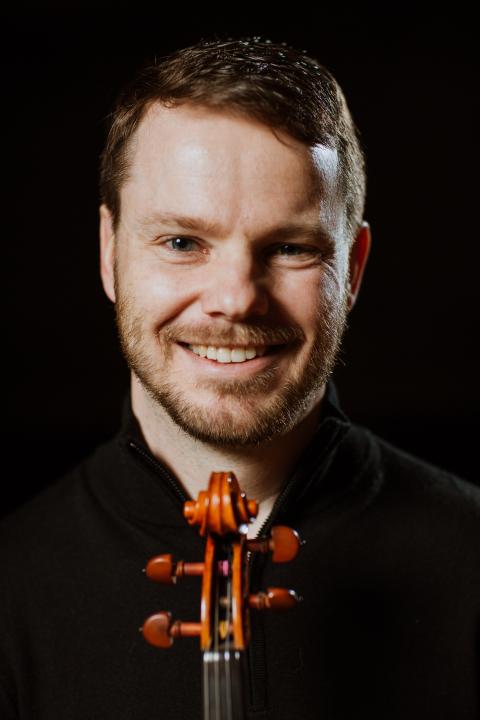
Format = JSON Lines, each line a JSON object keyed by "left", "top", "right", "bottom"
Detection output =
{"left": 113, "top": 267, "right": 349, "bottom": 448}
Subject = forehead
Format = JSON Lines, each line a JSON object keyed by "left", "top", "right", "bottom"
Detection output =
{"left": 122, "top": 102, "right": 342, "bottom": 228}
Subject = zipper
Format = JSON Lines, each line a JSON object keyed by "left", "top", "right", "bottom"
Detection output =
{"left": 256, "top": 472, "right": 298, "bottom": 539}
{"left": 250, "top": 419, "right": 347, "bottom": 546}
{"left": 243, "top": 471, "right": 303, "bottom": 715}
{"left": 246, "top": 469, "right": 301, "bottom": 571}
{"left": 244, "top": 422, "right": 347, "bottom": 715}
{"left": 127, "top": 439, "right": 190, "bottom": 505}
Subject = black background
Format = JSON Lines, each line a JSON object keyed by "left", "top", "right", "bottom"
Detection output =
{"left": 2, "top": 4, "right": 478, "bottom": 517}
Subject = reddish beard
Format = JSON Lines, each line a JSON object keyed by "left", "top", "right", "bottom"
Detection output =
{"left": 113, "top": 274, "right": 349, "bottom": 447}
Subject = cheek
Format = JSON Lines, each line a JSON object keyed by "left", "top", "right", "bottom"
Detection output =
{"left": 121, "top": 258, "right": 193, "bottom": 324}
{"left": 277, "top": 270, "right": 341, "bottom": 329}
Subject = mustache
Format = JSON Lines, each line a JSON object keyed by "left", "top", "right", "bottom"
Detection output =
{"left": 163, "top": 323, "right": 305, "bottom": 347}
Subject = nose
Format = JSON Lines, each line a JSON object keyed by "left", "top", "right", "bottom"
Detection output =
{"left": 200, "top": 248, "right": 269, "bottom": 321}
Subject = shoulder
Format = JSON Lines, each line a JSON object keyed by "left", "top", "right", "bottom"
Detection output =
{"left": 0, "top": 436, "right": 118, "bottom": 555}
{"left": 366, "top": 426, "right": 479, "bottom": 504}
{"left": 343, "top": 423, "right": 480, "bottom": 540}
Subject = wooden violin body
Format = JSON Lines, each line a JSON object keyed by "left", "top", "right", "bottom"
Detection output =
{"left": 141, "top": 471, "right": 302, "bottom": 720}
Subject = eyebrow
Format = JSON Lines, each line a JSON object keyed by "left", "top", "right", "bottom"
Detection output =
{"left": 141, "top": 212, "right": 221, "bottom": 234}
{"left": 140, "top": 211, "right": 333, "bottom": 246}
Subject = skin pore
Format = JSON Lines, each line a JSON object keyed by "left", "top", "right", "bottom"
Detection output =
{"left": 100, "top": 102, "right": 370, "bottom": 537}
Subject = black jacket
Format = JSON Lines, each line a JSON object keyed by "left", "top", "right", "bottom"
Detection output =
{"left": 1, "top": 383, "right": 479, "bottom": 719}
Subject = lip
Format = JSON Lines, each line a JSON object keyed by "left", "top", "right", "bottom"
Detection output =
{"left": 176, "top": 342, "right": 289, "bottom": 375}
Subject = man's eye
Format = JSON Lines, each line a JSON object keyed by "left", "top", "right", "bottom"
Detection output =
{"left": 164, "top": 236, "right": 199, "bottom": 252}
{"left": 274, "top": 244, "right": 318, "bottom": 257}
{"left": 277, "top": 243, "right": 305, "bottom": 255}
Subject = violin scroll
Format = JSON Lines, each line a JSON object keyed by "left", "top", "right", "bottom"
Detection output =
{"left": 183, "top": 471, "right": 258, "bottom": 536}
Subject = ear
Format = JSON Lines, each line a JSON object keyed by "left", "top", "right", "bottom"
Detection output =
{"left": 99, "top": 204, "right": 116, "bottom": 303}
{"left": 347, "top": 220, "right": 371, "bottom": 311}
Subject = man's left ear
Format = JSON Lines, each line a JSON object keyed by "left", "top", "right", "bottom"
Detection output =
{"left": 99, "top": 203, "right": 117, "bottom": 303}
{"left": 347, "top": 220, "right": 371, "bottom": 310}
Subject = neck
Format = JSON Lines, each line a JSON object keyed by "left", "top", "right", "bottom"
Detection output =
{"left": 131, "top": 376, "right": 326, "bottom": 537}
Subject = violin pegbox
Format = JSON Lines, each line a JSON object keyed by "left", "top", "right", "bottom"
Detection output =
{"left": 141, "top": 471, "right": 303, "bottom": 652}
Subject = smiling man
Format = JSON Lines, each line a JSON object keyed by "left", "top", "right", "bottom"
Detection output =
{"left": 105, "top": 107, "right": 351, "bottom": 450}
{"left": 99, "top": 98, "right": 369, "bottom": 532}
{"left": 1, "top": 37, "right": 479, "bottom": 720}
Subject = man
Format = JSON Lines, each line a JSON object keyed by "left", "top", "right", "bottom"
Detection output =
{"left": 1, "top": 37, "right": 478, "bottom": 719}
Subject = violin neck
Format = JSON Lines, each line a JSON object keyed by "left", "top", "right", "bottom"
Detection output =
{"left": 203, "top": 649, "right": 246, "bottom": 720}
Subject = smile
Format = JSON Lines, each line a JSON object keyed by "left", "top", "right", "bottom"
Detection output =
{"left": 186, "top": 344, "right": 267, "bottom": 363}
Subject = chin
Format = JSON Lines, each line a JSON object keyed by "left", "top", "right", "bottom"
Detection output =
{"left": 169, "top": 386, "right": 311, "bottom": 447}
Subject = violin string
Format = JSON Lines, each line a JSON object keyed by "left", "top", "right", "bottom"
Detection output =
{"left": 214, "top": 546, "right": 221, "bottom": 720}
{"left": 204, "top": 538, "right": 244, "bottom": 719}
{"left": 225, "top": 545, "right": 233, "bottom": 720}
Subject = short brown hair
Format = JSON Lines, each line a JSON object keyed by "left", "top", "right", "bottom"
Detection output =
{"left": 99, "top": 35, "right": 366, "bottom": 241}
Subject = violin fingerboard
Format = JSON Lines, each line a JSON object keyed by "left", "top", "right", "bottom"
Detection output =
{"left": 203, "top": 649, "right": 246, "bottom": 720}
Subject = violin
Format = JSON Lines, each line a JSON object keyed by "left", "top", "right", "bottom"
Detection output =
{"left": 141, "top": 471, "right": 303, "bottom": 719}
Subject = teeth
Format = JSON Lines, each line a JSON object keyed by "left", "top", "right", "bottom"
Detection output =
{"left": 216, "top": 348, "right": 231, "bottom": 363}
{"left": 230, "top": 348, "right": 248, "bottom": 362}
{"left": 187, "top": 345, "right": 267, "bottom": 363}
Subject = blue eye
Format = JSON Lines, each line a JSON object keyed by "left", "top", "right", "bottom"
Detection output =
{"left": 276, "top": 244, "right": 305, "bottom": 255}
{"left": 165, "top": 236, "right": 198, "bottom": 251}
{"left": 275, "top": 244, "right": 319, "bottom": 257}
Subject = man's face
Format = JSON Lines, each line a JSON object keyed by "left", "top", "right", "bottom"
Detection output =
{"left": 101, "top": 103, "right": 356, "bottom": 447}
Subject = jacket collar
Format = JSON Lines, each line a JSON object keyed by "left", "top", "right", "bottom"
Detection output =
{"left": 101, "top": 379, "right": 354, "bottom": 529}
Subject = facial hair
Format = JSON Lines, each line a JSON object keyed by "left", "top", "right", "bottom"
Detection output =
{"left": 113, "top": 266, "right": 349, "bottom": 449}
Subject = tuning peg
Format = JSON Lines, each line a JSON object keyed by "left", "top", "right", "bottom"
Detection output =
{"left": 246, "top": 525, "right": 303, "bottom": 562}
{"left": 248, "top": 587, "right": 302, "bottom": 610}
{"left": 144, "top": 554, "right": 205, "bottom": 583}
{"left": 141, "top": 611, "right": 201, "bottom": 647}
{"left": 270, "top": 526, "right": 302, "bottom": 562}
